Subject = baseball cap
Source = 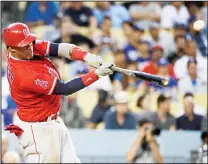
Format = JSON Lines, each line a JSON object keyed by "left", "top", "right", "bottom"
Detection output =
{"left": 114, "top": 91, "right": 129, "bottom": 103}
{"left": 157, "top": 57, "right": 169, "bottom": 66}
{"left": 152, "top": 44, "right": 164, "bottom": 52}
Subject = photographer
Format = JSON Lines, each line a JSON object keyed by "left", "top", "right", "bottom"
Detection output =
{"left": 196, "top": 130, "right": 208, "bottom": 163}
{"left": 126, "top": 119, "right": 163, "bottom": 163}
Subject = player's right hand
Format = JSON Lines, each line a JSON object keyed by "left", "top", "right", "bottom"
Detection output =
{"left": 95, "top": 62, "right": 115, "bottom": 78}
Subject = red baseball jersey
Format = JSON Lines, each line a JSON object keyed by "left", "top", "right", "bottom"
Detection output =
{"left": 7, "top": 40, "right": 61, "bottom": 122}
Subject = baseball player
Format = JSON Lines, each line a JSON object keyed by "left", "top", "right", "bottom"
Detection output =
{"left": 3, "top": 22, "right": 115, "bottom": 163}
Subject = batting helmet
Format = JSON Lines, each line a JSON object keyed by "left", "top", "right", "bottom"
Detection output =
{"left": 3, "top": 22, "right": 37, "bottom": 47}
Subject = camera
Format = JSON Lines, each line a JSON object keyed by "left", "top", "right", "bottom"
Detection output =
{"left": 144, "top": 127, "right": 161, "bottom": 136}
{"left": 141, "top": 127, "right": 161, "bottom": 151}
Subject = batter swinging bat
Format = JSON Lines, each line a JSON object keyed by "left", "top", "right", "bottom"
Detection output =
{"left": 112, "top": 66, "right": 169, "bottom": 86}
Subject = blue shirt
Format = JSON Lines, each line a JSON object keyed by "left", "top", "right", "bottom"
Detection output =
{"left": 104, "top": 111, "right": 137, "bottom": 130}
{"left": 124, "top": 44, "right": 141, "bottom": 62}
{"left": 192, "top": 79, "right": 197, "bottom": 87}
{"left": 94, "top": 4, "right": 130, "bottom": 28}
{"left": 25, "top": 2, "right": 59, "bottom": 25}
{"left": 186, "top": 32, "right": 207, "bottom": 57}
{"left": 176, "top": 114, "right": 203, "bottom": 131}
{"left": 2, "top": 95, "right": 17, "bottom": 126}
{"left": 89, "top": 104, "right": 111, "bottom": 124}
{"left": 64, "top": 6, "right": 93, "bottom": 27}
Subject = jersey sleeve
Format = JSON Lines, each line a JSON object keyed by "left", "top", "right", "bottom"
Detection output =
{"left": 20, "top": 73, "right": 58, "bottom": 95}
{"left": 33, "top": 40, "right": 51, "bottom": 56}
{"left": 33, "top": 40, "right": 59, "bottom": 57}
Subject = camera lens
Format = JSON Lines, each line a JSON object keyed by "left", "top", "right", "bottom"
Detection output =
{"left": 151, "top": 128, "right": 161, "bottom": 136}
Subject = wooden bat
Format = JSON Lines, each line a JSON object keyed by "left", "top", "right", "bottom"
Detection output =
{"left": 112, "top": 67, "right": 169, "bottom": 86}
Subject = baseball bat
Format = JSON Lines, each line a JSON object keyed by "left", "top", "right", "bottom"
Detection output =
{"left": 112, "top": 66, "right": 169, "bottom": 86}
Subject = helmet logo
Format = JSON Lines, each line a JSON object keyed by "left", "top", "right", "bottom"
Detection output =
{"left": 23, "top": 29, "right": 29, "bottom": 36}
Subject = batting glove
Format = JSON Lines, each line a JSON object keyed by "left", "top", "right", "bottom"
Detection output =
{"left": 95, "top": 62, "right": 115, "bottom": 78}
{"left": 5, "top": 124, "right": 24, "bottom": 137}
{"left": 84, "top": 53, "right": 103, "bottom": 68}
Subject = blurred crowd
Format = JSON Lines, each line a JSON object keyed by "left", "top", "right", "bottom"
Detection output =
{"left": 1, "top": 1, "right": 207, "bottom": 163}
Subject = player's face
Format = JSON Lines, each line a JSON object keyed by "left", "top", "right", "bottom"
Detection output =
{"left": 12, "top": 42, "right": 33, "bottom": 60}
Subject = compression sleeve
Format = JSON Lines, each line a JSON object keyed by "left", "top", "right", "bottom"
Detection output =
{"left": 53, "top": 71, "right": 99, "bottom": 95}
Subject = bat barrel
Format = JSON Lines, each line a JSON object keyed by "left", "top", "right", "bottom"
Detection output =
{"left": 136, "top": 73, "right": 169, "bottom": 86}
{"left": 113, "top": 67, "right": 169, "bottom": 86}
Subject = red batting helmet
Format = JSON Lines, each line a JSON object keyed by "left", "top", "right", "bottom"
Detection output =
{"left": 3, "top": 22, "right": 37, "bottom": 47}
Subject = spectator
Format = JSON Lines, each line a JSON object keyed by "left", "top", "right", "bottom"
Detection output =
{"left": 137, "top": 40, "right": 152, "bottom": 71}
{"left": 2, "top": 151, "right": 21, "bottom": 163}
{"left": 152, "top": 94, "right": 176, "bottom": 131}
{"left": 160, "top": 1, "right": 189, "bottom": 29}
{"left": 63, "top": 2, "right": 97, "bottom": 36}
{"left": 111, "top": 48, "right": 126, "bottom": 91}
{"left": 59, "top": 96, "right": 87, "bottom": 129}
{"left": 104, "top": 91, "right": 137, "bottom": 130}
{"left": 125, "top": 61, "right": 139, "bottom": 91}
{"left": 135, "top": 93, "right": 154, "bottom": 122}
{"left": 94, "top": 2, "right": 130, "bottom": 28}
{"left": 2, "top": 73, "right": 17, "bottom": 127}
{"left": 123, "top": 25, "right": 144, "bottom": 62}
{"left": 126, "top": 119, "right": 163, "bottom": 163}
{"left": 186, "top": 16, "right": 207, "bottom": 57}
{"left": 174, "top": 39, "right": 207, "bottom": 80}
{"left": 53, "top": 16, "right": 97, "bottom": 63}
{"left": 178, "top": 59, "right": 207, "bottom": 94}
{"left": 146, "top": 22, "right": 175, "bottom": 57}
{"left": 24, "top": 2, "right": 59, "bottom": 28}
{"left": 129, "top": 2, "right": 161, "bottom": 29}
{"left": 168, "top": 35, "right": 187, "bottom": 64}
{"left": 142, "top": 44, "right": 176, "bottom": 77}
{"left": 42, "top": 12, "right": 62, "bottom": 41}
{"left": 173, "top": 22, "right": 187, "bottom": 37}
{"left": 186, "top": 2, "right": 200, "bottom": 17}
{"left": 176, "top": 93, "right": 204, "bottom": 130}
{"left": 87, "top": 90, "right": 112, "bottom": 129}
{"left": 59, "top": 2, "right": 71, "bottom": 12}
{"left": 92, "top": 16, "right": 116, "bottom": 57}
{"left": 149, "top": 58, "right": 178, "bottom": 98}
{"left": 196, "top": 130, "right": 208, "bottom": 163}
{"left": 177, "top": 92, "right": 206, "bottom": 117}
{"left": 122, "top": 21, "right": 134, "bottom": 40}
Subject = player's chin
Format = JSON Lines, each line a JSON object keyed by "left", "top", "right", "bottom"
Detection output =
{"left": 26, "top": 52, "right": 33, "bottom": 60}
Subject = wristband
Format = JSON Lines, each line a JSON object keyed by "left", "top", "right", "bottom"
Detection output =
{"left": 81, "top": 71, "right": 99, "bottom": 86}
{"left": 71, "top": 46, "right": 88, "bottom": 61}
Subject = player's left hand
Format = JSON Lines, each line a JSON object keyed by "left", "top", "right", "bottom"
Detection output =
{"left": 84, "top": 53, "right": 103, "bottom": 68}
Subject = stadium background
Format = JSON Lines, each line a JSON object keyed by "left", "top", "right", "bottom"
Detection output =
{"left": 1, "top": 1, "right": 207, "bottom": 163}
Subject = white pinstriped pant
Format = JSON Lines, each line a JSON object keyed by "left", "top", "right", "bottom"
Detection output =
{"left": 14, "top": 116, "right": 80, "bottom": 163}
